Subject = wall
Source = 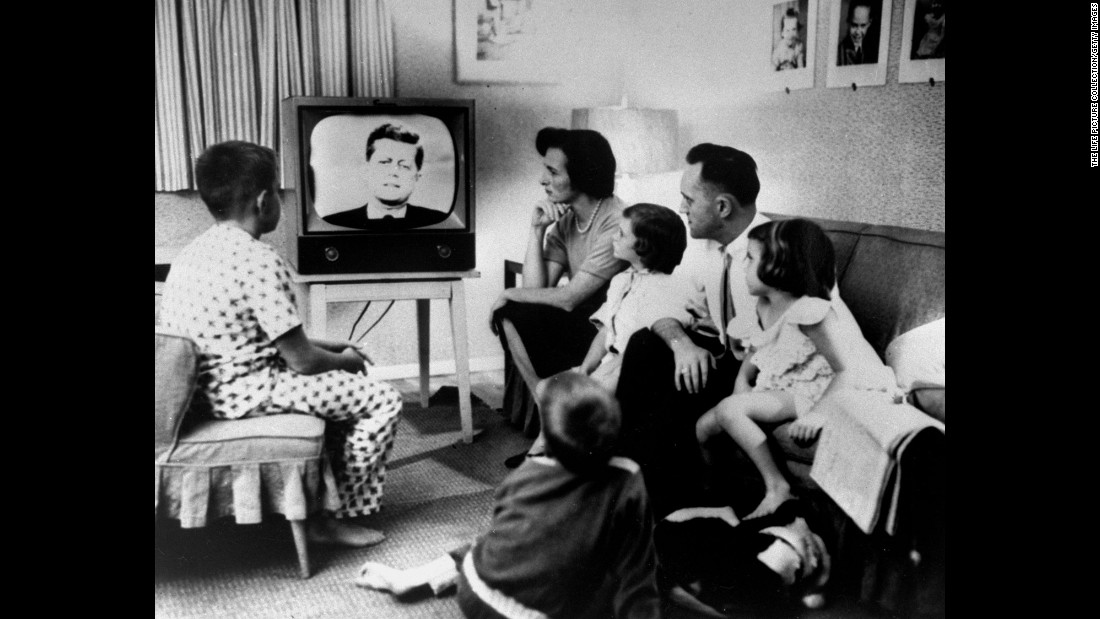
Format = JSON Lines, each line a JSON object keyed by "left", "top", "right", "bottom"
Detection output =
{"left": 624, "top": 0, "right": 944, "bottom": 231}
{"left": 155, "top": 0, "right": 944, "bottom": 377}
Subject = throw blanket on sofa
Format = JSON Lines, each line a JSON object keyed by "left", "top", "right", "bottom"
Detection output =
{"left": 810, "top": 391, "right": 945, "bottom": 535}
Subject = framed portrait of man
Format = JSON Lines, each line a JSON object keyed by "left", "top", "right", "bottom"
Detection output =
{"left": 899, "top": 0, "right": 946, "bottom": 84}
{"left": 826, "top": 0, "right": 891, "bottom": 88}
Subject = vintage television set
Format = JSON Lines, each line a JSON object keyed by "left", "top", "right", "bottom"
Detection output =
{"left": 279, "top": 96, "right": 475, "bottom": 274}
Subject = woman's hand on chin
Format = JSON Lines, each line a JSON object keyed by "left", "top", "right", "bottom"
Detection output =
{"left": 532, "top": 199, "right": 570, "bottom": 228}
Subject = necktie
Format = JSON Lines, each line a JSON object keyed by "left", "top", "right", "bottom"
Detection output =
{"left": 720, "top": 250, "right": 735, "bottom": 345}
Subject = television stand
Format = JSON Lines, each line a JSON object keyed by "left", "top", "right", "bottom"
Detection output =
{"left": 289, "top": 269, "right": 481, "bottom": 444}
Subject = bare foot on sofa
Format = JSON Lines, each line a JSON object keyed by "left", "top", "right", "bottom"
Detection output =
{"left": 745, "top": 484, "right": 793, "bottom": 520}
{"left": 308, "top": 513, "right": 386, "bottom": 547}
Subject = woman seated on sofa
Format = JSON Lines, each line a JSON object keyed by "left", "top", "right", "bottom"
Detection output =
{"left": 490, "top": 127, "right": 629, "bottom": 467}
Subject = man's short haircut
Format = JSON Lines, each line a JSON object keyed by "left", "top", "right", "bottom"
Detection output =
{"left": 366, "top": 122, "right": 424, "bottom": 170}
{"left": 535, "top": 127, "right": 617, "bottom": 199}
{"left": 848, "top": 1, "right": 873, "bottom": 22}
{"left": 748, "top": 219, "right": 836, "bottom": 301}
{"left": 195, "top": 140, "right": 278, "bottom": 219}
{"left": 685, "top": 143, "right": 761, "bottom": 207}
{"left": 623, "top": 203, "right": 687, "bottom": 274}
{"left": 538, "top": 372, "right": 621, "bottom": 476}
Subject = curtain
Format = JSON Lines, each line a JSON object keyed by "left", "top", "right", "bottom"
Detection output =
{"left": 155, "top": 0, "right": 395, "bottom": 191}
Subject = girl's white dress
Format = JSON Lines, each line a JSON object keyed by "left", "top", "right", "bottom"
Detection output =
{"left": 748, "top": 296, "right": 835, "bottom": 416}
{"left": 748, "top": 295, "right": 900, "bottom": 415}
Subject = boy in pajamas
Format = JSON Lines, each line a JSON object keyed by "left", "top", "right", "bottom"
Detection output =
{"left": 160, "top": 140, "right": 402, "bottom": 546}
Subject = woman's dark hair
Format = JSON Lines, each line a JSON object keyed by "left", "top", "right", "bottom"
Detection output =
{"left": 538, "top": 372, "right": 621, "bottom": 476}
{"left": 747, "top": 219, "right": 835, "bottom": 300}
{"left": 195, "top": 141, "right": 278, "bottom": 219}
{"left": 536, "top": 127, "right": 616, "bottom": 199}
{"left": 623, "top": 203, "right": 687, "bottom": 274}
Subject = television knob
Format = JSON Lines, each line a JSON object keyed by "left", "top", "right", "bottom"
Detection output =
{"left": 436, "top": 244, "right": 453, "bottom": 259}
{"left": 324, "top": 247, "right": 340, "bottom": 262}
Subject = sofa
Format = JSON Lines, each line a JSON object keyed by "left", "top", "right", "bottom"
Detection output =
{"left": 759, "top": 212, "right": 945, "bottom": 617}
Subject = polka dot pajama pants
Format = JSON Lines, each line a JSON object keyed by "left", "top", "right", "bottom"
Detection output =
{"left": 267, "top": 370, "right": 403, "bottom": 518}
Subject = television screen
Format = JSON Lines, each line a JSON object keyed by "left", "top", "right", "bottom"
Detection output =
{"left": 280, "top": 97, "right": 476, "bottom": 275}
{"left": 304, "top": 113, "right": 463, "bottom": 232}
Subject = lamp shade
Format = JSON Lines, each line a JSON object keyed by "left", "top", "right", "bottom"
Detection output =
{"left": 571, "top": 107, "right": 679, "bottom": 176}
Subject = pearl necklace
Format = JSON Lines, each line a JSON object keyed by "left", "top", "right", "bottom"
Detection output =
{"left": 574, "top": 198, "right": 604, "bottom": 234}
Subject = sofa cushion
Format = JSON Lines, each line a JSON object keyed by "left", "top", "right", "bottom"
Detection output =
{"left": 886, "top": 317, "right": 945, "bottom": 423}
{"left": 885, "top": 317, "right": 945, "bottom": 390}
{"left": 835, "top": 225, "right": 945, "bottom": 357}
{"left": 166, "top": 415, "right": 328, "bottom": 464}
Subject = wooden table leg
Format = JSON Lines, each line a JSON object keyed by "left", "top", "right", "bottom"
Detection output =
{"left": 308, "top": 283, "right": 328, "bottom": 339}
{"left": 417, "top": 298, "right": 431, "bottom": 408}
{"left": 450, "top": 280, "right": 473, "bottom": 443}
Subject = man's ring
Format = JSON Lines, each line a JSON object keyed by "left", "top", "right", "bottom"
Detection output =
{"left": 681, "top": 368, "right": 689, "bottom": 373}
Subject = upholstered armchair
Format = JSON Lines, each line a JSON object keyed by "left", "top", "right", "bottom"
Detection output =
{"left": 154, "top": 330, "right": 340, "bottom": 578}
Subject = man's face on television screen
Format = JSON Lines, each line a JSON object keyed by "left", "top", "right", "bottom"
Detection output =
{"left": 366, "top": 138, "right": 421, "bottom": 206}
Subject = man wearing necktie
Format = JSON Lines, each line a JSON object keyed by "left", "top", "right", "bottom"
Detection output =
{"left": 614, "top": 144, "right": 770, "bottom": 518}
{"left": 838, "top": 1, "right": 878, "bottom": 66}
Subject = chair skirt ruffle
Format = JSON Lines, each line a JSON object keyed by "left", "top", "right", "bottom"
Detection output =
{"left": 155, "top": 456, "right": 341, "bottom": 528}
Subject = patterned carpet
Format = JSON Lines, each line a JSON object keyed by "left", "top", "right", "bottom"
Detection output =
{"left": 155, "top": 389, "right": 531, "bottom": 619}
{"left": 155, "top": 386, "right": 887, "bottom": 619}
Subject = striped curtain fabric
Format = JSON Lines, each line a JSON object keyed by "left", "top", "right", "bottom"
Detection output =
{"left": 155, "top": 0, "right": 395, "bottom": 191}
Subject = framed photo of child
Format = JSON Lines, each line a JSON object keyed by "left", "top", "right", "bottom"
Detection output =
{"left": 898, "top": 0, "right": 945, "bottom": 84}
{"left": 825, "top": 0, "right": 891, "bottom": 88}
{"left": 760, "top": 0, "right": 817, "bottom": 92}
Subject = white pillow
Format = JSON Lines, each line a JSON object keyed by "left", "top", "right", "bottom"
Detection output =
{"left": 885, "top": 317, "right": 945, "bottom": 391}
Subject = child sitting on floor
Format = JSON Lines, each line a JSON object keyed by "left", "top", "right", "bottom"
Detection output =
{"left": 355, "top": 372, "right": 660, "bottom": 619}
{"left": 694, "top": 219, "right": 898, "bottom": 520}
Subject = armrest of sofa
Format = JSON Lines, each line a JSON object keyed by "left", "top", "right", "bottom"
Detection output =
{"left": 155, "top": 329, "right": 199, "bottom": 462}
{"left": 908, "top": 387, "right": 945, "bottom": 424}
{"left": 809, "top": 390, "right": 944, "bottom": 535}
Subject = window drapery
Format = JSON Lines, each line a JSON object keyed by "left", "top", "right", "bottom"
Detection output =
{"left": 155, "top": 0, "right": 395, "bottom": 191}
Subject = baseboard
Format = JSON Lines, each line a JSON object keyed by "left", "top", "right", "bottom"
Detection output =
{"left": 368, "top": 355, "right": 505, "bottom": 380}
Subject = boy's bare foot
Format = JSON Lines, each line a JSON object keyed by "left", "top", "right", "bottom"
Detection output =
{"left": 745, "top": 485, "right": 792, "bottom": 520}
{"left": 308, "top": 515, "right": 386, "bottom": 548}
{"left": 356, "top": 555, "right": 458, "bottom": 596}
{"left": 355, "top": 562, "right": 418, "bottom": 595}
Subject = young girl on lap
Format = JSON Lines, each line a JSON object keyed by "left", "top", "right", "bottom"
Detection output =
{"left": 695, "top": 219, "right": 897, "bottom": 520}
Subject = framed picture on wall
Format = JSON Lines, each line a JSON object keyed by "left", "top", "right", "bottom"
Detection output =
{"left": 454, "top": 0, "right": 562, "bottom": 84}
{"left": 760, "top": 0, "right": 818, "bottom": 92}
{"left": 898, "top": 0, "right": 945, "bottom": 83}
{"left": 826, "top": 0, "right": 892, "bottom": 88}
